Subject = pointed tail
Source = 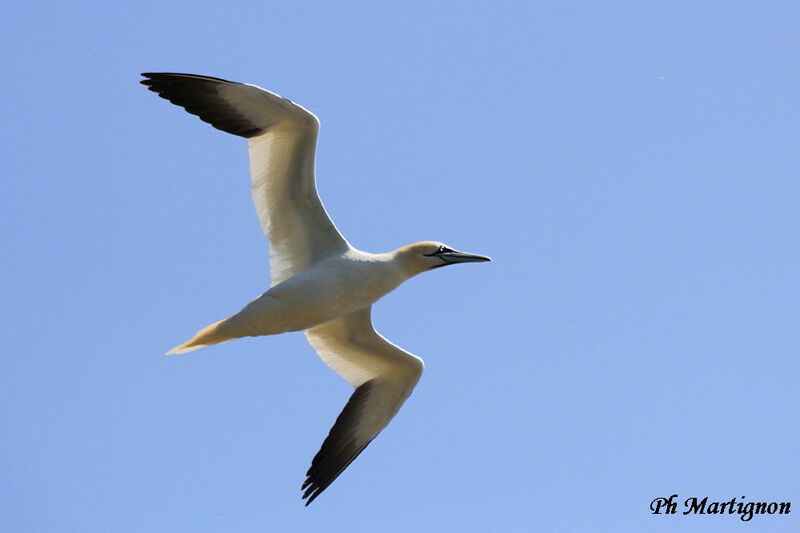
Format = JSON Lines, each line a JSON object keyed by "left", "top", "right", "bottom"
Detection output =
{"left": 166, "top": 318, "right": 232, "bottom": 354}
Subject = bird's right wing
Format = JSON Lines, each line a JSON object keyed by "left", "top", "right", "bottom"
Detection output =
{"left": 302, "top": 307, "right": 424, "bottom": 505}
{"left": 141, "top": 73, "right": 350, "bottom": 285}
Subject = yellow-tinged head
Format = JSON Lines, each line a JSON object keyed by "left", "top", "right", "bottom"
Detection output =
{"left": 394, "top": 241, "right": 491, "bottom": 276}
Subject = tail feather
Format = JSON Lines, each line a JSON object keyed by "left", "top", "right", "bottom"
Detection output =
{"left": 166, "top": 319, "right": 232, "bottom": 354}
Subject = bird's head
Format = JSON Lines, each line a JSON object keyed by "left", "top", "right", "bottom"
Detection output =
{"left": 395, "top": 241, "right": 491, "bottom": 276}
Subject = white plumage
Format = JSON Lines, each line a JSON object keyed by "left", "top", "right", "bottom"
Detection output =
{"left": 141, "top": 73, "right": 490, "bottom": 504}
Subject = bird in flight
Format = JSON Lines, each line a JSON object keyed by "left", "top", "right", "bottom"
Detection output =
{"left": 140, "top": 73, "right": 491, "bottom": 505}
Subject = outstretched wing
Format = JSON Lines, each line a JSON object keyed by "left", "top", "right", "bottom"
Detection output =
{"left": 302, "top": 307, "right": 424, "bottom": 505}
{"left": 141, "top": 73, "right": 350, "bottom": 285}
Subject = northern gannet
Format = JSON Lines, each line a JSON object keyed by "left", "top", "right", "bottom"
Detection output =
{"left": 140, "top": 73, "right": 491, "bottom": 505}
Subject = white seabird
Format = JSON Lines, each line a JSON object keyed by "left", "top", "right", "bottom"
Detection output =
{"left": 140, "top": 73, "right": 491, "bottom": 505}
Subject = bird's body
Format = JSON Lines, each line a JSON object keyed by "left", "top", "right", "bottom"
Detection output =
{"left": 169, "top": 246, "right": 424, "bottom": 353}
{"left": 141, "top": 73, "right": 490, "bottom": 504}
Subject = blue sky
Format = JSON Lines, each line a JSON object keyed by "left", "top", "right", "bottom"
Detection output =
{"left": 2, "top": 1, "right": 798, "bottom": 532}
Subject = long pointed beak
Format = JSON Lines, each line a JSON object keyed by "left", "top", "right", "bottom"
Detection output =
{"left": 440, "top": 250, "right": 492, "bottom": 264}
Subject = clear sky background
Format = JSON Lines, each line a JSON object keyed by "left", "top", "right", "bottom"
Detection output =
{"left": 2, "top": 2, "right": 798, "bottom": 532}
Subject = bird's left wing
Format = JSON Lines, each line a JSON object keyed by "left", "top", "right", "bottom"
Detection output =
{"left": 140, "top": 73, "right": 350, "bottom": 285}
{"left": 302, "top": 307, "right": 424, "bottom": 505}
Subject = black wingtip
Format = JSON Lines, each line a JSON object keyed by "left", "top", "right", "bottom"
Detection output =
{"left": 301, "top": 477, "right": 322, "bottom": 505}
{"left": 140, "top": 72, "right": 237, "bottom": 84}
{"left": 303, "top": 492, "right": 318, "bottom": 506}
{"left": 138, "top": 72, "right": 265, "bottom": 138}
{"left": 298, "top": 381, "right": 380, "bottom": 507}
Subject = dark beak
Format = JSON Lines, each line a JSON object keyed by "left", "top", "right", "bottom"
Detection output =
{"left": 439, "top": 250, "right": 492, "bottom": 264}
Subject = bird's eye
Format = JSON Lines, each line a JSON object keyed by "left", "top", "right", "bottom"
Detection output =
{"left": 423, "top": 245, "right": 449, "bottom": 257}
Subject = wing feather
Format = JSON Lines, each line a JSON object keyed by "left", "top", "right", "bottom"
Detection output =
{"left": 302, "top": 308, "right": 424, "bottom": 504}
{"left": 140, "top": 73, "right": 350, "bottom": 284}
